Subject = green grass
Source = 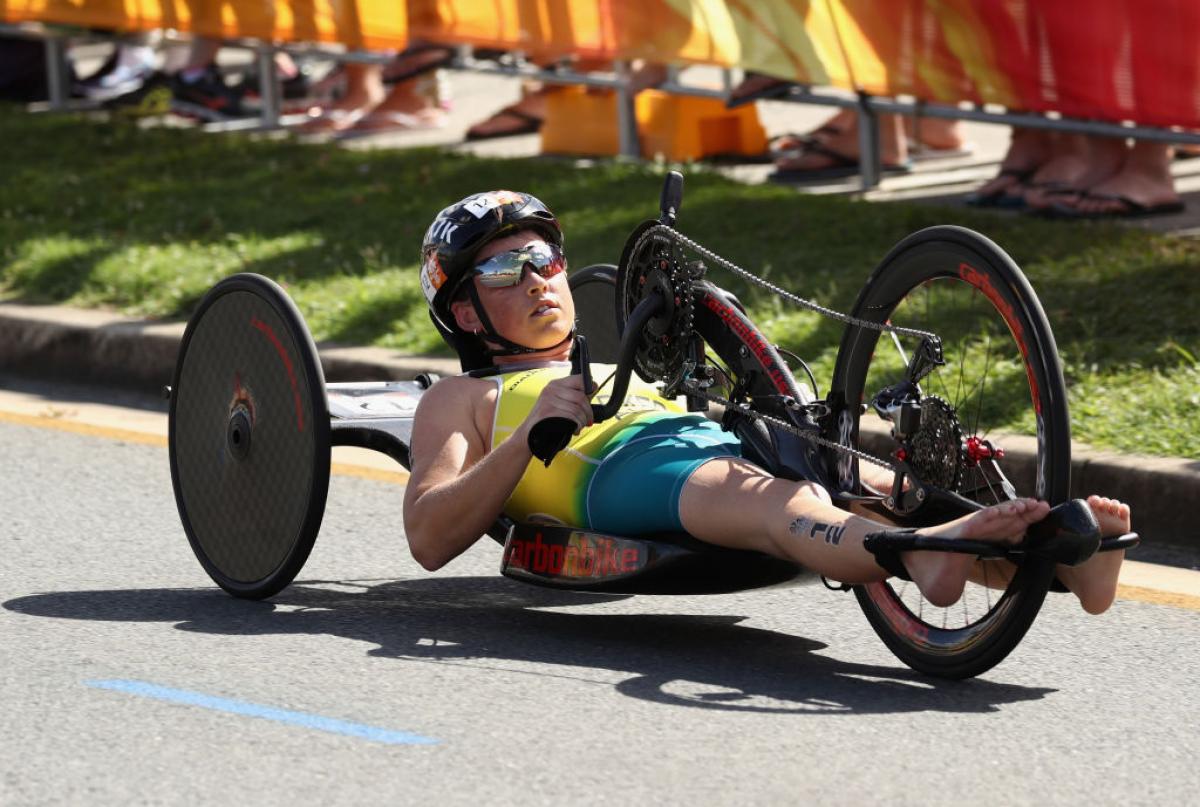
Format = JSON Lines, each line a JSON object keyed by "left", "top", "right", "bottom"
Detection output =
{"left": 2, "top": 104, "right": 1198, "bottom": 458}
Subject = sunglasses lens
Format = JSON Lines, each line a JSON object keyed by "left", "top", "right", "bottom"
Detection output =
{"left": 475, "top": 244, "right": 566, "bottom": 288}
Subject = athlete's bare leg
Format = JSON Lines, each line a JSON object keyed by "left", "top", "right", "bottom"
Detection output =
{"left": 678, "top": 459, "right": 1048, "bottom": 607}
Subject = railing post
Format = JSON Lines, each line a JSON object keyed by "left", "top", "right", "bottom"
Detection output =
{"left": 43, "top": 36, "right": 70, "bottom": 110}
{"left": 856, "top": 92, "right": 881, "bottom": 190}
{"left": 256, "top": 46, "right": 281, "bottom": 129}
{"left": 614, "top": 60, "right": 640, "bottom": 159}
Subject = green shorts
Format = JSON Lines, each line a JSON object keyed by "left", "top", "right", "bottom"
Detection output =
{"left": 584, "top": 415, "right": 742, "bottom": 535}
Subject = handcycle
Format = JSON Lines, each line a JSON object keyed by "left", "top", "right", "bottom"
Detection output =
{"left": 168, "top": 172, "right": 1137, "bottom": 679}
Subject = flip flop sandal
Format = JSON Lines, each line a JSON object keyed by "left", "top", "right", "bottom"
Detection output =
{"left": 1024, "top": 185, "right": 1093, "bottom": 217}
{"left": 768, "top": 140, "right": 912, "bottom": 182}
{"left": 1046, "top": 191, "right": 1185, "bottom": 220}
{"left": 465, "top": 105, "right": 543, "bottom": 141}
{"left": 964, "top": 167, "right": 1036, "bottom": 208}
{"left": 726, "top": 74, "right": 796, "bottom": 109}
{"left": 295, "top": 106, "right": 368, "bottom": 134}
{"left": 768, "top": 129, "right": 845, "bottom": 159}
{"left": 338, "top": 109, "right": 445, "bottom": 138}
{"left": 383, "top": 45, "right": 456, "bottom": 85}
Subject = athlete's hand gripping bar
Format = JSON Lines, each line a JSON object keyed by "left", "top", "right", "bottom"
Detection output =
{"left": 527, "top": 335, "right": 595, "bottom": 467}
{"left": 526, "top": 291, "right": 667, "bottom": 465}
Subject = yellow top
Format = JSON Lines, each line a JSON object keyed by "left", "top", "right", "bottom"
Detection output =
{"left": 489, "top": 364, "right": 685, "bottom": 525}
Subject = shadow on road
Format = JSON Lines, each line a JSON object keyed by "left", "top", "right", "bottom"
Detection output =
{"left": 5, "top": 576, "right": 1054, "bottom": 715}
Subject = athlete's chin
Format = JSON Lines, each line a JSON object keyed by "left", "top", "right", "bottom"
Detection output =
{"left": 526, "top": 313, "right": 571, "bottom": 339}
{"left": 528, "top": 324, "right": 572, "bottom": 349}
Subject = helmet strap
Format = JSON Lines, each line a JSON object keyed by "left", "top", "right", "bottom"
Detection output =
{"left": 465, "top": 284, "right": 574, "bottom": 357}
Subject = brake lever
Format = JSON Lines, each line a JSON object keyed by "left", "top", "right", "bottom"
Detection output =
{"left": 527, "top": 335, "right": 594, "bottom": 467}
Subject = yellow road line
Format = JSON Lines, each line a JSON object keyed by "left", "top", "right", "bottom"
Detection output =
{"left": 0, "top": 409, "right": 167, "bottom": 447}
{"left": 1116, "top": 584, "right": 1200, "bottom": 611}
{"left": 0, "top": 410, "right": 411, "bottom": 484}
{"left": 330, "top": 462, "right": 410, "bottom": 485}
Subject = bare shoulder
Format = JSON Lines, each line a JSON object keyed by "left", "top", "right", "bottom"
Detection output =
{"left": 411, "top": 374, "right": 498, "bottom": 448}
{"left": 415, "top": 374, "right": 495, "bottom": 415}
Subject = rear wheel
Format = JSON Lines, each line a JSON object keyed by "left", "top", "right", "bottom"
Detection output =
{"left": 169, "top": 273, "right": 330, "bottom": 600}
{"left": 829, "top": 226, "right": 1070, "bottom": 678}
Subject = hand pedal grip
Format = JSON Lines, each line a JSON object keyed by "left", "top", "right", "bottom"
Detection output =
{"left": 1025, "top": 498, "right": 1102, "bottom": 566}
{"left": 659, "top": 171, "right": 684, "bottom": 226}
{"left": 528, "top": 417, "right": 578, "bottom": 467}
{"left": 527, "top": 336, "right": 592, "bottom": 467}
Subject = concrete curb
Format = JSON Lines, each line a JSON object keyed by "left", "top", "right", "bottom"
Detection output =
{"left": 0, "top": 301, "right": 461, "bottom": 392}
{"left": 2, "top": 300, "right": 1196, "bottom": 549}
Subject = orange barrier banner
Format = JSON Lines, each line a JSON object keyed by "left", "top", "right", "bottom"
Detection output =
{"left": 0, "top": 1, "right": 409, "bottom": 50}
{"left": 5, "top": 0, "right": 1199, "bottom": 128}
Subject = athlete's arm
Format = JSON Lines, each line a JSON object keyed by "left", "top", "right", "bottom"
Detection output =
{"left": 402, "top": 374, "right": 593, "bottom": 570}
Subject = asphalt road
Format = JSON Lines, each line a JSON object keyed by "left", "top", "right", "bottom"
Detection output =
{"left": 2, "top": 388, "right": 1199, "bottom": 806}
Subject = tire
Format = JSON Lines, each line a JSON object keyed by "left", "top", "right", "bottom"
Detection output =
{"left": 568, "top": 263, "right": 620, "bottom": 364}
{"left": 169, "top": 273, "right": 331, "bottom": 600}
{"left": 828, "top": 226, "right": 1070, "bottom": 678}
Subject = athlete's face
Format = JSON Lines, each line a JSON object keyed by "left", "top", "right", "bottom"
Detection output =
{"left": 451, "top": 231, "right": 576, "bottom": 352}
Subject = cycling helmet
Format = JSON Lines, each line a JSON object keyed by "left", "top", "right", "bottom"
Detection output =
{"left": 420, "top": 190, "right": 568, "bottom": 359}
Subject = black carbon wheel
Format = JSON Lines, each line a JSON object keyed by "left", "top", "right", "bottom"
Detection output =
{"left": 829, "top": 226, "right": 1070, "bottom": 678}
{"left": 169, "top": 273, "right": 330, "bottom": 600}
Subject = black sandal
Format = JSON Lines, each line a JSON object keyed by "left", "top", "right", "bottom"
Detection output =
{"left": 964, "top": 167, "right": 1036, "bottom": 208}
{"left": 383, "top": 44, "right": 456, "bottom": 85}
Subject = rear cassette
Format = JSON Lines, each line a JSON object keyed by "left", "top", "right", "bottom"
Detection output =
{"left": 169, "top": 273, "right": 330, "bottom": 599}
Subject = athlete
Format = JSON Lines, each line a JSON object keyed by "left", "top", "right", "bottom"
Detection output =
{"left": 403, "top": 190, "right": 1129, "bottom": 614}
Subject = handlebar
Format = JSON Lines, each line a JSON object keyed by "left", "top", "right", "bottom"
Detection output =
{"left": 526, "top": 171, "right": 683, "bottom": 466}
{"left": 526, "top": 291, "right": 666, "bottom": 466}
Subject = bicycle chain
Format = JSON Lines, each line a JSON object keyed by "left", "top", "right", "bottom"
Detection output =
{"left": 678, "top": 381, "right": 897, "bottom": 472}
{"left": 640, "top": 224, "right": 940, "bottom": 475}
{"left": 652, "top": 225, "right": 939, "bottom": 342}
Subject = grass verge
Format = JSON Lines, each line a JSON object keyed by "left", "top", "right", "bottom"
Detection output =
{"left": 1, "top": 105, "right": 1197, "bottom": 458}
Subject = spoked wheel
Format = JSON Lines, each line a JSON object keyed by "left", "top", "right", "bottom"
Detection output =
{"left": 169, "top": 273, "right": 330, "bottom": 600}
{"left": 829, "top": 226, "right": 1070, "bottom": 678}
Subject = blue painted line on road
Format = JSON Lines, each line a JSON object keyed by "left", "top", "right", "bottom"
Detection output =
{"left": 85, "top": 679, "right": 439, "bottom": 746}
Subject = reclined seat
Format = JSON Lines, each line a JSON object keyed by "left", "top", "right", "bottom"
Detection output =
{"left": 433, "top": 263, "right": 809, "bottom": 594}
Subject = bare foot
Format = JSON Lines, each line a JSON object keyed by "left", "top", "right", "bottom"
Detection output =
{"left": 1062, "top": 145, "right": 1180, "bottom": 216}
{"left": 344, "top": 77, "right": 447, "bottom": 135}
{"left": 969, "top": 128, "right": 1052, "bottom": 202}
{"left": 902, "top": 498, "right": 1051, "bottom": 607}
{"left": 1055, "top": 495, "right": 1131, "bottom": 614}
{"left": 907, "top": 117, "right": 966, "bottom": 151}
{"left": 773, "top": 113, "right": 907, "bottom": 172}
{"left": 1023, "top": 134, "right": 1094, "bottom": 210}
{"left": 298, "top": 64, "right": 385, "bottom": 134}
{"left": 298, "top": 100, "right": 377, "bottom": 134}
{"left": 466, "top": 90, "right": 548, "bottom": 139}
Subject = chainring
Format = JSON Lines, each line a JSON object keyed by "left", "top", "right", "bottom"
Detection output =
{"left": 616, "top": 225, "right": 698, "bottom": 383}
{"left": 908, "top": 395, "right": 963, "bottom": 490}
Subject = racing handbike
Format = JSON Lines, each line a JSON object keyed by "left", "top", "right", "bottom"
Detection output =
{"left": 167, "top": 172, "right": 1137, "bottom": 679}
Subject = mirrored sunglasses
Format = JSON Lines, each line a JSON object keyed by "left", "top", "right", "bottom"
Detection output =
{"left": 472, "top": 243, "right": 567, "bottom": 288}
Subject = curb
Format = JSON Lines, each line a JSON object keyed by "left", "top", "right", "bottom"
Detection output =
{"left": 2, "top": 300, "right": 1196, "bottom": 551}
{"left": 0, "top": 301, "right": 461, "bottom": 392}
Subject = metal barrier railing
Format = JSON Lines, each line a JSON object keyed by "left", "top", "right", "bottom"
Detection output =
{"left": 7, "top": 21, "right": 1200, "bottom": 191}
